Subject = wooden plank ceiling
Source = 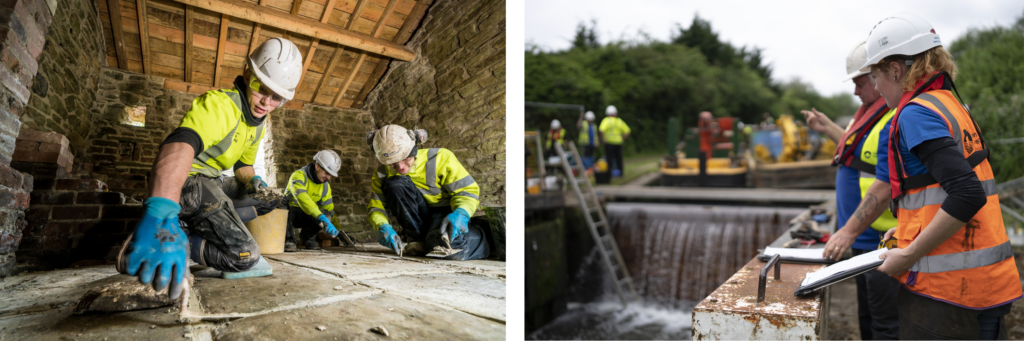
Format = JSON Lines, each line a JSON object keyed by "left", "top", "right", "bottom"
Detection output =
{"left": 98, "top": 0, "right": 433, "bottom": 109}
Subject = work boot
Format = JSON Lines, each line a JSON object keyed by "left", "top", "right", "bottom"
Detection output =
{"left": 304, "top": 238, "right": 321, "bottom": 250}
{"left": 284, "top": 241, "right": 298, "bottom": 252}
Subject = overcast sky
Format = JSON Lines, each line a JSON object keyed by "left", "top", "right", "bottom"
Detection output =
{"left": 524, "top": 1, "right": 1024, "bottom": 101}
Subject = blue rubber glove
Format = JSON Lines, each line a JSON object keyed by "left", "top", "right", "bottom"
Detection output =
{"left": 378, "top": 224, "right": 399, "bottom": 250}
{"left": 317, "top": 214, "right": 338, "bottom": 237}
{"left": 250, "top": 175, "right": 267, "bottom": 191}
{"left": 126, "top": 197, "right": 188, "bottom": 299}
{"left": 446, "top": 208, "right": 470, "bottom": 240}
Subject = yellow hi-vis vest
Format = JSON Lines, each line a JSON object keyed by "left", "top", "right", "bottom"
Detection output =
{"left": 545, "top": 129, "right": 565, "bottom": 149}
{"left": 285, "top": 167, "right": 334, "bottom": 219}
{"left": 367, "top": 148, "right": 480, "bottom": 230}
{"left": 599, "top": 116, "right": 630, "bottom": 145}
{"left": 578, "top": 120, "right": 596, "bottom": 146}
{"left": 180, "top": 88, "right": 265, "bottom": 177}
{"left": 857, "top": 108, "right": 898, "bottom": 232}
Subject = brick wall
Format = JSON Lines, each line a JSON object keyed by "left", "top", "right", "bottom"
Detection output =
{"left": 266, "top": 104, "right": 377, "bottom": 240}
{"left": 364, "top": 0, "right": 506, "bottom": 208}
{"left": 0, "top": 0, "right": 56, "bottom": 276}
{"left": 19, "top": 0, "right": 105, "bottom": 159}
{"left": 18, "top": 178, "right": 141, "bottom": 271}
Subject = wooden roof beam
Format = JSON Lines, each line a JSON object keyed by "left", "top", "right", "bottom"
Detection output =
{"left": 136, "top": 0, "right": 152, "bottom": 74}
{"left": 310, "top": 0, "right": 367, "bottom": 103}
{"left": 295, "top": 0, "right": 337, "bottom": 89}
{"left": 184, "top": 5, "right": 194, "bottom": 82}
{"left": 332, "top": 0, "right": 397, "bottom": 107}
{"left": 354, "top": 0, "right": 433, "bottom": 107}
{"left": 168, "top": 0, "right": 416, "bottom": 61}
{"left": 246, "top": 0, "right": 268, "bottom": 55}
{"left": 214, "top": 14, "right": 229, "bottom": 87}
{"left": 107, "top": 0, "right": 129, "bottom": 69}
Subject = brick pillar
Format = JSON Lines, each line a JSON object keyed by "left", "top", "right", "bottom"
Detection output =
{"left": 0, "top": 0, "right": 56, "bottom": 276}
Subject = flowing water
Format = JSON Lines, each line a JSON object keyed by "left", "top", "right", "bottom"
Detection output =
{"left": 530, "top": 203, "right": 804, "bottom": 340}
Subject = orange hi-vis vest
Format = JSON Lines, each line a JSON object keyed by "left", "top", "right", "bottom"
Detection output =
{"left": 887, "top": 76, "right": 1021, "bottom": 309}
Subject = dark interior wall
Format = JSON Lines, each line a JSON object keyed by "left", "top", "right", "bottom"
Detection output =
{"left": 364, "top": 0, "right": 506, "bottom": 208}
{"left": 20, "top": 0, "right": 106, "bottom": 159}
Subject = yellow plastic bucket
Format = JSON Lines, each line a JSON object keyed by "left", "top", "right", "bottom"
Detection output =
{"left": 244, "top": 208, "right": 288, "bottom": 255}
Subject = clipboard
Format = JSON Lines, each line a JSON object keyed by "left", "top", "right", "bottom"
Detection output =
{"left": 794, "top": 248, "right": 887, "bottom": 296}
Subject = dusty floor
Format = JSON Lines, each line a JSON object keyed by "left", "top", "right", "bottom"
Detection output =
{"left": 0, "top": 246, "right": 505, "bottom": 340}
{"left": 828, "top": 252, "right": 1024, "bottom": 340}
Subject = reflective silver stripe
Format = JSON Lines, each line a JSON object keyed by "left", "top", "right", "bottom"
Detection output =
{"left": 423, "top": 148, "right": 441, "bottom": 195}
{"left": 453, "top": 191, "right": 479, "bottom": 200}
{"left": 321, "top": 198, "right": 333, "bottom": 206}
{"left": 317, "top": 186, "right": 329, "bottom": 206}
{"left": 900, "top": 178, "right": 998, "bottom": 210}
{"left": 370, "top": 192, "right": 383, "bottom": 201}
{"left": 915, "top": 93, "right": 964, "bottom": 155}
{"left": 860, "top": 171, "right": 875, "bottom": 179}
{"left": 369, "top": 208, "right": 386, "bottom": 215}
{"left": 910, "top": 241, "right": 1013, "bottom": 273}
{"left": 292, "top": 179, "right": 306, "bottom": 186}
{"left": 192, "top": 117, "right": 241, "bottom": 177}
{"left": 442, "top": 175, "right": 476, "bottom": 192}
{"left": 294, "top": 189, "right": 308, "bottom": 195}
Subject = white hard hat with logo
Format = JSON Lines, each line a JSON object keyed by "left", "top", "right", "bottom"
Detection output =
{"left": 248, "top": 37, "right": 304, "bottom": 100}
{"left": 859, "top": 13, "right": 941, "bottom": 72}
{"left": 371, "top": 125, "right": 428, "bottom": 165}
{"left": 313, "top": 150, "right": 342, "bottom": 177}
{"left": 550, "top": 119, "right": 561, "bottom": 130}
{"left": 606, "top": 105, "right": 618, "bottom": 116}
{"left": 843, "top": 41, "right": 869, "bottom": 81}
{"left": 584, "top": 111, "right": 595, "bottom": 120}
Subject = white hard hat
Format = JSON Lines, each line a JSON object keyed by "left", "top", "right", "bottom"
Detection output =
{"left": 550, "top": 119, "right": 561, "bottom": 130}
{"left": 313, "top": 150, "right": 341, "bottom": 177}
{"left": 606, "top": 105, "right": 618, "bottom": 116}
{"left": 372, "top": 125, "right": 428, "bottom": 165}
{"left": 843, "top": 41, "right": 869, "bottom": 81}
{"left": 248, "top": 38, "right": 304, "bottom": 100}
{"left": 584, "top": 111, "right": 595, "bottom": 120}
{"left": 859, "top": 13, "right": 941, "bottom": 72}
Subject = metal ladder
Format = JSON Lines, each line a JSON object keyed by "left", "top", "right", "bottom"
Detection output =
{"left": 554, "top": 141, "right": 639, "bottom": 305}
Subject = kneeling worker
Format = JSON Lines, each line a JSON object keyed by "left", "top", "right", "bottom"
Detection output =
{"left": 366, "top": 125, "right": 489, "bottom": 260}
{"left": 117, "top": 37, "right": 303, "bottom": 298}
{"left": 284, "top": 150, "right": 342, "bottom": 251}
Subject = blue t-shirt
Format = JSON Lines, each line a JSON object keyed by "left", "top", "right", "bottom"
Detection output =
{"left": 836, "top": 127, "right": 888, "bottom": 251}
{"left": 876, "top": 104, "right": 950, "bottom": 180}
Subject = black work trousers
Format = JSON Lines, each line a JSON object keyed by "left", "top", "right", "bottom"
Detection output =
{"left": 286, "top": 205, "right": 323, "bottom": 245}
{"left": 898, "top": 284, "right": 1012, "bottom": 339}
{"left": 381, "top": 175, "right": 489, "bottom": 260}
{"left": 852, "top": 248, "right": 900, "bottom": 340}
{"left": 180, "top": 175, "right": 261, "bottom": 272}
{"left": 605, "top": 143, "right": 623, "bottom": 173}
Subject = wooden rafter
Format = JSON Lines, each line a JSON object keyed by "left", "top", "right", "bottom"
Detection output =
{"left": 247, "top": 0, "right": 269, "bottom": 55}
{"left": 214, "top": 14, "right": 229, "bottom": 87}
{"left": 136, "top": 0, "right": 152, "bottom": 73}
{"left": 107, "top": 0, "right": 129, "bottom": 69}
{"left": 184, "top": 5, "right": 195, "bottom": 82}
{"left": 354, "top": 0, "right": 433, "bottom": 107}
{"left": 311, "top": 0, "right": 368, "bottom": 103}
{"left": 295, "top": 0, "right": 336, "bottom": 89}
{"left": 331, "top": 0, "right": 397, "bottom": 106}
{"left": 282, "top": 0, "right": 303, "bottom": 40}
{"left": 168, "top": 0, "right": 415, "bottom": 61}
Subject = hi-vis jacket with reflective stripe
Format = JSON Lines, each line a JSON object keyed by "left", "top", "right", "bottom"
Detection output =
{"left": 888, "top": 88, "right": 1021, "bottom": 309}
{"left": 856, "top": 108, "right": 897, "bottom": 232}
{"left": 285, "top": 167, "right": 334, "bottom": 219}
{"left": 599, "top": 116, "right": 630, "bottom": 145}
{"left": 180, "top": 88, "right": 265, "bottom": 177}
{"left": 368, "top": 148, "right": 480, "bottom": 229}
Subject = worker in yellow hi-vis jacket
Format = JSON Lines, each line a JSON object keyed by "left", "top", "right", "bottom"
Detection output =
{"left": 283, "top": 150, "right": 342, "bottom": 252}
{"left": 365, "top": 125, "right": 488, "bottom": 260}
